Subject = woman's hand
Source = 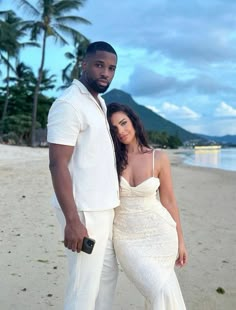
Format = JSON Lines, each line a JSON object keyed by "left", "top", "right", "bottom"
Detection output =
{"left": 175, "top": 242, "right": 188, "bottom": 267}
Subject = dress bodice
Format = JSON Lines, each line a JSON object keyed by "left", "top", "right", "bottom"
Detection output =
{"left": 120, "top": 149, "right": 160, "bottom": 198}
{"left": 116, "top": 173, "right": 176, "bottom": 229}
{"left": 115, "top": 176, "right": 161, "bottom": 216}
{"left": 120, "top": 176, "right": 160, "bottom": 197}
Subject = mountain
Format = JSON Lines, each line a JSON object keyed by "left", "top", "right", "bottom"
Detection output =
{"left": 102, "top": 89, "right": 199, "bottom": 142}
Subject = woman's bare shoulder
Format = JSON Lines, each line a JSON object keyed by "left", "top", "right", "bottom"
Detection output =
{"left": 153, "top": 148, "right": 170, "bottom": 163}
{"left": 153, "top": 148, "right": 165, "bottom": 156}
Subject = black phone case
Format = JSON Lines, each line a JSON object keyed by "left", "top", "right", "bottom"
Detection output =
{"left": 81, "top": 237, "right": 95, "bottom": 254}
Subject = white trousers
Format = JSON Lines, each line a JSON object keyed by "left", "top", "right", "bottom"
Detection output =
{"left": 55, "top": 208, "right": 118, "bottom": 310}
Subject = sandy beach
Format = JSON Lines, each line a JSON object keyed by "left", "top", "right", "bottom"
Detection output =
{"left": 0, "top": 144, "right": 235, "bottom": 310}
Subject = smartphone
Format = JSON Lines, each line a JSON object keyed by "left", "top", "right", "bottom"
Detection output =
{"left": 81, "top": 237, "right": 96, "bottom": 254}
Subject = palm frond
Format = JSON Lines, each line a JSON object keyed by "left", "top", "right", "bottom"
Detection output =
{"left": 19, "top": 20, "right": 38, "bottom": 29}
{"left": 19, "top": 42, "right": 40, "bottom": 48}
{"left": 0, "top": 53, "right": 16, "bottom": 73}
{"left": 62, "top": 63, "right": 73, "bottom": 83}
{"left": 50, "top": 28, "right": 68, "bottom": 45}
{"left": 17, "top": 0, "right": 40, "bottom": 17}
{"left": 0, "top": 10, "right": 13, "bottom": 17}
{"left": 64, "top": 52, "right": 75, "bottom": 60}
{"left": 63, "top": 63, "right": 73, "bottom": 72}
{"left": 5, "top": 76, "right": 19, "bottom": 83}
{"left": 53, "top": 23, "right": 84, "bottom": 41}
{"left": 71, "top": 32, "right": 90, "bottom": 46}
{"left": 28, "top": 22, "right": 44, "bottom": 41}
{"left": 55, "top": 15, "right": 91, "bottom": 25}
{"left": 57, "top": 84, "right": 70, "bottom": 91}
{"left": 15, "top": 62, "right": 33, "bottom": 78}
{"left": 54, "top": 0, "right": 86, "bottom": 15}
{"left": 20, "top": 21, "right": 43, "bottom": 41}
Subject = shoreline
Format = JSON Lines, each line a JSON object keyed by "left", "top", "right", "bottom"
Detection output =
{"left": 172, "top": 147, "right": 236, "bottom": 173}
{"left": 0, "top": 144, "right": 236, "bottom": 309}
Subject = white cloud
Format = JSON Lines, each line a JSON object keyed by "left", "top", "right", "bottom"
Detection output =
{"left": 146, "top": 105, "right": 161, "bottom": 114}
{"left": 162, "top": 102, "right": 179, "bottom": 112}
{"left": 214, "top": 101, "right": 236, "bottom": 117}
{"left": 144, "top": 100, "right": 235, "bottom": 137}
{"left": 161, "top": 102, "right": 201, "bottom": 120}
{"left": 159, "top": 116, "right": 236, "bottom": 136}
{"left": 193, "top": 118, "right": 236, "bottom": 136}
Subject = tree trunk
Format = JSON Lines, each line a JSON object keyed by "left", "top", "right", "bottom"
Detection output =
{"left": 31, "top": 30, "right": 47, "bottom": 147}
{"left": 1, "top": 54, "right": 10, "bottom": 130}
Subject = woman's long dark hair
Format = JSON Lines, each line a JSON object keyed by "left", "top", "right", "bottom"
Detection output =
{"left": 107, "top": 102, "right": 151, "bottom": 179}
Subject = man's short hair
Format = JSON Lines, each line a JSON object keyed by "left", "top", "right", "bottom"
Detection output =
{"left": 85, "top": 41, "right": 117, "bottom": 57}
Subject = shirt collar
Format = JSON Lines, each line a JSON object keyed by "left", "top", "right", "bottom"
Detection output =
{"left": 72, "top": 79, "right": 107, "bottom": 112}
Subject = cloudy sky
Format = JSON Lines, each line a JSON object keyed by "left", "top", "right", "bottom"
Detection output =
{"left": 2, "top": 0, "right": 236, "bottom": 136}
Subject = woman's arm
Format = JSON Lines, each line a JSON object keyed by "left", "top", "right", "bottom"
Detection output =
{"left": 157, "top": 150, "right": 188, "bottom": 267}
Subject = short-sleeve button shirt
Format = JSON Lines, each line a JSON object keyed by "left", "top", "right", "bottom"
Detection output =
{"left": 47, "top": 79, "right": 120, "bottom": 211}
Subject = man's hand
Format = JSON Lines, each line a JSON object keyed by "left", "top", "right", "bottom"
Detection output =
{"left": 64, "top": 217, "right": 88, "bottom": 253}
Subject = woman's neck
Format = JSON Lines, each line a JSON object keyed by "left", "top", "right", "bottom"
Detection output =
{"left": 126, "top": 143, "right": 152, "bottom": 155}
{"left": 125, "top": 140, "right": 139, "bottom": 154}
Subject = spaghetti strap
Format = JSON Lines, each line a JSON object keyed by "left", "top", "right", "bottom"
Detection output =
{"left": 152, "top": 149, "right": 155, "bottom": 177}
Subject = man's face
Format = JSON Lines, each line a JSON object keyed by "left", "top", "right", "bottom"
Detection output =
{"left": 82, "top": 50, "right": 117, "bottom": 94}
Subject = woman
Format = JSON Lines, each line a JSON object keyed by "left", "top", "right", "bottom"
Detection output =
{"left": 107, "top": 102, "right": 187, "bottom": 309}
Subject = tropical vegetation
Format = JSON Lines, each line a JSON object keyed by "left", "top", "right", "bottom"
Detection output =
{"left": 0, "top": 0, "right": 90, "bottom": 145}
{"left": 147, "top": 130, "right": 182, "bottom": 149}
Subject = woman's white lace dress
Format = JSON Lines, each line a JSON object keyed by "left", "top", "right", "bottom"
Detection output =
{"left": 113, "top": 153, "right": 186, "bottom": 309}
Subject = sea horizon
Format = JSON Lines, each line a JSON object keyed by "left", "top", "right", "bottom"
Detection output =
{"left": 178, "top": 147, "right": 236, "bottom": 172}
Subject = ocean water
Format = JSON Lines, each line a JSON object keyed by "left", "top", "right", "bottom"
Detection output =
{"left": 181, "top": 148, "right": 236, "bottom": 172}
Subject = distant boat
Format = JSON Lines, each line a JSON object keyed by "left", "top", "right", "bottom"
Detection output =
{"left": 194, "top": 145, "right": 221, "bottom": 150}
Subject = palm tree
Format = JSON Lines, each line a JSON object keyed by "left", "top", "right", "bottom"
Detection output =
{"left": 61, "top": 36, "right": 90, "bottom": 89}
{"left": 0, "top": 10, "right": 38, "bottom": 123}
{"left": 8, "top": 62, "right": 56, "bottom": 94}
{"left": 17, "top": 0, "right": 91, "bottom": 146}
{"left": 0, "top": 12, "right": 18, "bottom": 123}
{"left": 9, "top": 62, "right": 35, "bottom": 89}
{"left": 0, "top": 62, "right": 57, "bottom": 144}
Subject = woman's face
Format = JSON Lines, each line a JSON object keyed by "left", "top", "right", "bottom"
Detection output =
{"left": 110, "top": 111, "right": 136, "bottom": 145}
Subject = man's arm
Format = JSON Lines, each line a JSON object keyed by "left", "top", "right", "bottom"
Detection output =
{"left": 49, "top": 143, "right": 88, "bottom": 252}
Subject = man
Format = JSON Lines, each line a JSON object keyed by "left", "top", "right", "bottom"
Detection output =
{"left": 47, "top": 41, "right": 120, "bottom": 310}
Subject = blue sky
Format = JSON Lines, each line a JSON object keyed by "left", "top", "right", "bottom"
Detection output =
{"left": 1, "top": 0, "right": 236, "bottom": 136}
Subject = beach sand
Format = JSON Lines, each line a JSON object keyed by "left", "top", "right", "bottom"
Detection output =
{"left": 0, "top": 144, "right": 235, "bottom": 309}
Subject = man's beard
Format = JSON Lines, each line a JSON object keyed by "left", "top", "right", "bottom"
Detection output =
{"left": 89, "top": 79, "right": 110, "bottom": 93}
